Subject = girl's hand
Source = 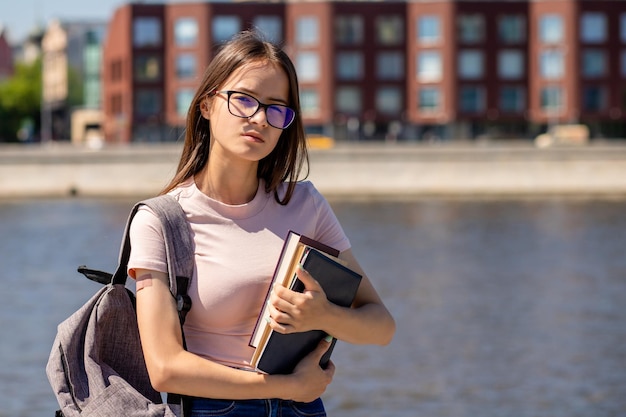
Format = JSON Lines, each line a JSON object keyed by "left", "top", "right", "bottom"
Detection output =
{"left": 287, "top": 338, "right": 335, "bottom": 402}
{"left": 268, "top": 265, "right": 332, "bottom": 334}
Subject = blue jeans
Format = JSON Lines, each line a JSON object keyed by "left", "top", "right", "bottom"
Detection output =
{"left": 187, "top": 397, "right": 326, "bottom": 417}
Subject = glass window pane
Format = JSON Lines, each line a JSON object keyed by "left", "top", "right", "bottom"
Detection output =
{"left": 621, "top": 14, "right": 626, "bottom": 43}
{"left": 499, "top": 15, "right": 526, "bottom": 44}
{"left": 134, "top": 55, "right": 161, "bottom": 81}
{"left": 212, "top": 16, "right": 240, "bottom": 43}
{"left": 254, "top": 16, "right": 282, "bottom": 44}
{"left": 541, "top": 87, "right": 563, "bottom": 111}
{"left": 417, "top": 51, "right": 442, "bottom": 82}
{"left": 458, "top": 50, "right": 483, "bottom": 79}
{"left": 418, "top": 15, "right": 441, "bottom": 44}
{"left": 377, "top": 52, "right": 404, "bottom": 80}
{"left": 300, "top": 89, "right": 320, "bottom": 118}
{"left": 458, "top": 14, "right": 485, "bottom": 44}
{"left": 540, "top": 14, "right": 563, "bottom": 44}
{"left": 176, "top": 88, "right": 194, "bottom": 116}
{"left": 296, "top": 17, "right": 319, "bottom": 46}
{"left": 459, "top": 86, "right": 485, "bottom": 112}
{"left": 176, "top": 54, "right": 196, "bottom": 79}
{"left": 500, "top": 86, "right": 526, "bottom": 112}
{"left": 376, "top": 87, "right": 402, "bottom": 115}
{"left": 296, "top": 52, "right": 320, "bottom": 82}
{"left": 581, "top": 13, "right": 606, "bottom": 44}
{"left": 540, "top": 50, "right": 564, "bottom": 79}
{"left": 376, "top": 15, "right": 403, "bottom": 45}
{"left": 498, "top": 50, "right": 524, "bottom": 80}
{"left": 582, "top": 86, "right": 606, "bottom": 112}
{"left": 133, "top": 17, "right": 161, "bottom": 47}
{"left": 336, "top": 87, "right": 362, "bottom": 114}
{"left": 418, "top": 87, "right": 440, "bottom": 112}
{"left": 582, "top": 49, "right": 607, "bottom": 78}
{"left": 336, "top": 52, "right": 363, "bottom": 80}
{"left": 336, "top": 15, "right": 363, "bottom": 45}
{"left": 174, "top": 18, "right": 198, "bottom": 47}
{"left": 135, "top": 89, "right": 162, "bottom": 116}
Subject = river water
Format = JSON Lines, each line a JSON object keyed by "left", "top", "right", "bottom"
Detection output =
{"left": 1, "top": 197, "right": 625, "bottom": 417}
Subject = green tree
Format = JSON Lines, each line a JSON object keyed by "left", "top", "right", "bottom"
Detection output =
{"left": 0, "top": 58, "right": 42, "bottom": 142}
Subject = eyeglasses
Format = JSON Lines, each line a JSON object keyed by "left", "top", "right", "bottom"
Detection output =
{"left": 214, "top": 90, "right": 296, "bottom": 130}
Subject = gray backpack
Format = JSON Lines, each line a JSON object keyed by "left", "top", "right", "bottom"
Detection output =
{"left": 46, "top": 195, "right": 194, "bottom": 417}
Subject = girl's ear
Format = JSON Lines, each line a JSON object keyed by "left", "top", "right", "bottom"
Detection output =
{"left": 200, "top": 96, "right": 212, "bottom": 120}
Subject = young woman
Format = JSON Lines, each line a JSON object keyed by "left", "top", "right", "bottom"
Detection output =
{"left": 128, "top": 30, "right": 395, "bottom": 417}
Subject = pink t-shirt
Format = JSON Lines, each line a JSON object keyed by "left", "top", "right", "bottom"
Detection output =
{"left": 128, "top": 178, "right": 350, "bottom": 370}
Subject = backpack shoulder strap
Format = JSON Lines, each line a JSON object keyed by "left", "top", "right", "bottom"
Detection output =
{"left": 111, "top": 194, "right": 194, "bottom": 323}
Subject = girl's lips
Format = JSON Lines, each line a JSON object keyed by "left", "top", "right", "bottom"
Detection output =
{"left": 243, "top": 131, "right": 264, "bottom": 143}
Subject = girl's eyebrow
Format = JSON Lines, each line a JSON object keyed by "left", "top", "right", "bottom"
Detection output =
{"left": 235, "top": 87, "right": 289, "bottom": 105}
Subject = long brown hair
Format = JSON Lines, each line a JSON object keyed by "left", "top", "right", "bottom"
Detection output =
{"left": 161, "top": 30, "right": 309, "bottom": 205}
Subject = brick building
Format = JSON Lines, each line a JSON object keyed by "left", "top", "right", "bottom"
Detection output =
{"left": 0, "top": 26, "right": 14, "bottom": 81}
{"left": 101, "top": 0, "right": 626, "bottom": 143}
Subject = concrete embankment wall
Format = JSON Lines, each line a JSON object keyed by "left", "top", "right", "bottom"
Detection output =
{"left": 2, "top": 141, "right": 626, "bottom": 199}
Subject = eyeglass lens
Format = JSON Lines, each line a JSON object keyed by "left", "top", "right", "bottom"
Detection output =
{"left": 226, "top": 91, "right": 295, "bottom": 129}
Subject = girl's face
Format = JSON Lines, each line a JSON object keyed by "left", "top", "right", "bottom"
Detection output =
{"left": 201, "top": 60, "right": 291, "bottom": 165}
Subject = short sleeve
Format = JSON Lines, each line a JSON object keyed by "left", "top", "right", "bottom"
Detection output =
{"left": 127, "top": 207, "right": 168, "bottom": 278}
{"left": 309, "top": 184, "right": 351, "bottom": 253}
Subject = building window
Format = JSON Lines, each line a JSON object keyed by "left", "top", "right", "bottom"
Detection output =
{"left": 539, "top": 14, "right": 563, "bottom": 44}
{"left": 176, "top": 88, "right": 194, "bottom": 116}
{"left": 134, "top": 55, "right": 161, "bottom": 81}
{"left": 498, "top": 15, "right": 526, "bottom": 44}
{"left": 459, "top": 86, "right": 485, "bottom": 113}
{"left": 498, "top": 50, "right": 524, "bottom": 80}
{"left": 458, "top": 14, "right": 485, "bottom": 44}
{"left": 621, "top": 14, "right": 626, "bottom": 43}
{"left": 417, "top": 51, "right": 442, "bottom": 82}
{"left": 582, "top": 86, "right": 607, "bottom": 112}
{"left": 135, "top": 89, "right": 162, "bottom": 116}
{"left": 176, "top": 54, "right": 196, "bottom": 79}
{"left": 254, "top": 16, "right": 282, "bottom": 44}
{"left": 174, "top": 18, "right": 198, "bottom": 47}
{"left": 417, "top": 15, "right": 441, "bottom": 44}
{"left": 296, "top": 17, "right": 319, "bottom": 46}
{"left": 458, "top": 50, "right": 484, "bottom": 80}
{"left": 212, "top": 16, "right": 240, "bottom": 43}
{"left": 500, "top": 86, "right": 525, "bottom": 113}
{"left": 336, "top": 86, "right": 362, "bottom": 114}
{"left": 581, "top": 13, "right": 607, "bottom": 44}
{"left": 376, "top": 87, "right": 402, "bottom": 115}
{"left": 111, "top": 60, "right": 123, "bottom": 82}
{"left": 540, "top": 50, "right": 564, "bottom": 80}
{"left": 582, "top": 49, "right": 607, "bottom": 78}
{"left": 377, "top": 52, "right": 404, "bottom": 80}
{"left": 376, "top": 15, "right": 403, "bottom": 45}
{"left": 300, "top": 89, "right": 320, "bottom": 118}
{"left": 296, "top": 52, "right": 320, "bottom": 82}
{"left": 418, "top": 87, "right": 440, "bottom": 112}
{"left": 133, "top": 17, "right": 161, "bottom": 47}
{"left": 541, "top": 86, "right": 563, "bottom": 112}
{"left": 336, "top": 52, "right": 363, "bottom": 80}
{"left": 336, "top": 15, "right": 363, "bottom": 45}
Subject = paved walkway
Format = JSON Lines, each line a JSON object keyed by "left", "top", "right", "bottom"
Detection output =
{"left": 2, "top": 141, "right": 626, "bottom": 198}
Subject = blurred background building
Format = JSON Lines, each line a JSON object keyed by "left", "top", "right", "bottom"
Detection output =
{"left": 100, "top": 0, "right": 626, "bottom": 143}
{"left": 40, "top": 20, "right": 107, "bottom": 143}
{"left": 1, "top": 0, "right": 626, "bottom": 144}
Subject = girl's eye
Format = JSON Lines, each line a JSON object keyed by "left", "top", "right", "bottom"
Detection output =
{"left": 233, "top": 94, "right": 256, "bottom": 106}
